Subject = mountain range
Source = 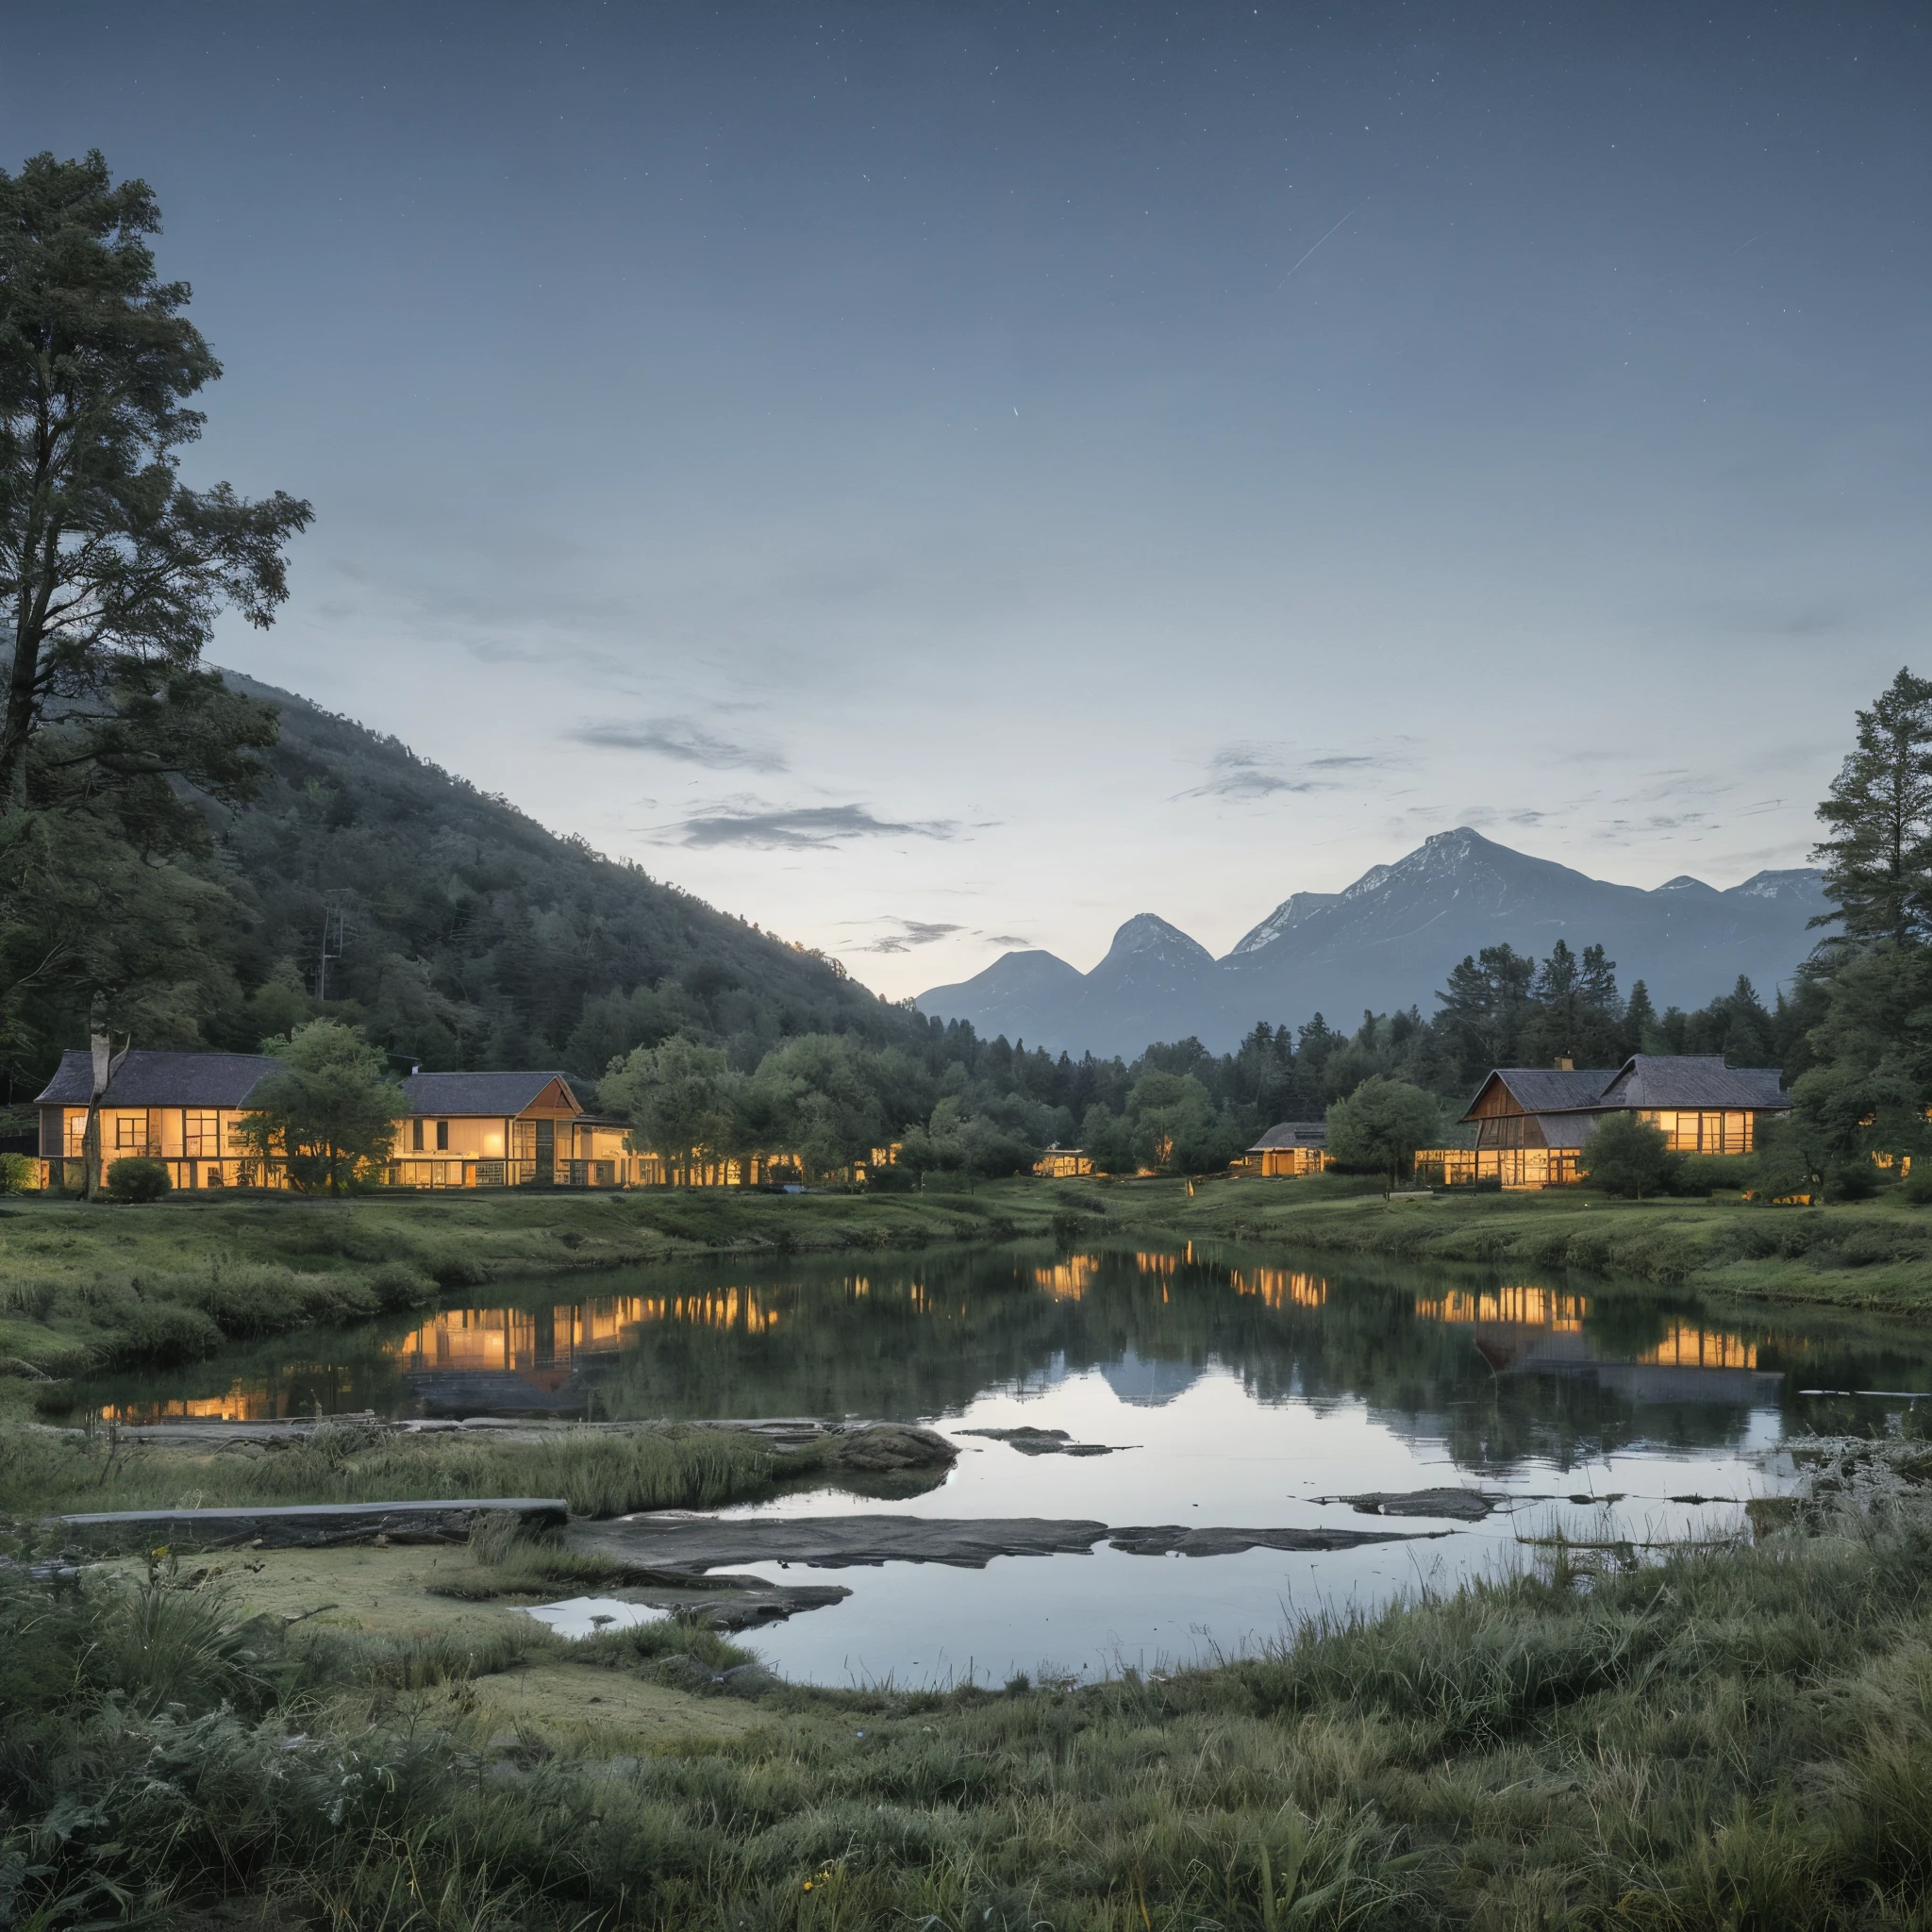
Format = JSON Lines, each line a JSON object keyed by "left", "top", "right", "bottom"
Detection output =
{"left": 916, "top": 828, "right": 1830, "bottom": 1059}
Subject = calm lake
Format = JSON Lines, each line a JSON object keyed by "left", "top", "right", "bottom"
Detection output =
{"left": 81, "top": 1242, "right": 1932, "bottom": 1687}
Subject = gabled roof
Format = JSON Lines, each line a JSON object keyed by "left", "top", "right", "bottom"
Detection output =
{"left": 1460, "top": 1069, "right": 1616, "bottom": 1122}
{"left": 35, "top": 1049, "right": 283, "bottom": 1109}
{"left": 400, "top": 1072, "right": 581, "bottom": 1118}
{"left": 1249, "top": 1121, "right": 1328, "bottom": 1151}
{"left": 1597, "top": 1056, "right": 1787, "bottom": 1110}
{"left": 1461, "top": 1056, "right": 1789, "bottom": 1124}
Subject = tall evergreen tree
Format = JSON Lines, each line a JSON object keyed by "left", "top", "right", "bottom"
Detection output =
{"left": 1624, "top": 979, "right": 1658, "bottom": 1053}
{"left": 1434, "top": 943, "right": 1535, "bottom": 1085}
{"left": 0, "top": 150, "right": 309, "bottom": 1082}
{"left": 0, "top": 151, "right": 309, "bottom": 800}
{"left": 1811, "top": 667, "right": 1932, "bottom": 944}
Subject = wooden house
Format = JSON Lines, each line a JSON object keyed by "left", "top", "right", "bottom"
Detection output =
{"left": 37, "top": 1050, "right": 285, "bottom": 1192}
{"left": 1239, "top": 1123, "right": 1331, "bottom": 1177}
{"left": 391, "top": 1071, "right": 608, "bottom": 1188}
{"left": 41, "top": 1053, "right": 655, "bottom": 1191}
{"left": 391, "top": 1073, "right": 805, "bottom": 1189}
{"left": 1034, "top": 1146, "right": 1093, "bottom": 1178}
{"left": 1418, "top": 1056, "right": 1790, "bottom": 1191}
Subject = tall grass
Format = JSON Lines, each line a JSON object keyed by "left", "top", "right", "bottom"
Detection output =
{"left": 0, "top": 1420, "right": 786, "bottom": 1524}
{"left": 7, "top": 1447, "right": 1932, "bottom": 1927}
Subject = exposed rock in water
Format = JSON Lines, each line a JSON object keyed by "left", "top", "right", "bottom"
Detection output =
{"left": 569, "top": 1512, "right": 1444, "bottom": 1573}
{"left": 571, "top": 1513, "right": 1112, "bottom": 1572}
{"left": 1107, "top": 1524, "right": 1446, "bottom": 1557}
{"left": 826, "top": 1424, "right": 958, "bottom": 1473}
{"left": 960, "top": 1427, "right": 1128, "bottom": 1457}
{"left": 608, "top": 1574, "right": 852, "bottom": 1630}
{"left": 1331, "top": 1490, "right": 1506, "bottom": 1523}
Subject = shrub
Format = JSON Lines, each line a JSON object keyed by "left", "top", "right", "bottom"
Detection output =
{"left": 108, "top": 1301, "right": 225, "bottom": 1366}
{"left": 368, "top": 1258, "right": 439, "bottom": 1310}
{"left": 0, "top": 1151, "right": 37, "bottom": 1193}
{"left": 1676, "top": 1152, "right": 1760, "bottom": 1195}
{"left": 104, "top": 1158, "right": 171, "bottom": 1204}
{"left": 1824, "top": 1158, "right": 1882, "bottom": 1202}
{"left": 1582, "top": 1113, "right": 1680, "bottom": 1198}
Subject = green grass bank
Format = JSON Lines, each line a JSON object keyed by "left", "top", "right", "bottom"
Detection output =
{"left": 5, "top": 1439, "right": 1932, "bottom": 1929}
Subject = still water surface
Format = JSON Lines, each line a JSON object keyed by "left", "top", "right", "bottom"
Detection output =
{"left": 83, "top": 1244, "right": 1932, "bottom": 1686}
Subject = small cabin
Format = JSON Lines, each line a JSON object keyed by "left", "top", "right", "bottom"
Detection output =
{"left": 1034, "top": 1146, "right": 1093, "bottom": 1178}
{"left": 1419, "top": 1056, "right": 1790, "bottom": 1191}
{"left": 1240, "top": 1123, "right": 1330, "bottom": 1177}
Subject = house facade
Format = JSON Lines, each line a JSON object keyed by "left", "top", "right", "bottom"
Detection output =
{"left": 1034, "top": 1146, "right": 1093, "bottom": 1178}
{"left": 1239, "top": 1122, "right": 1331, "bottom": 1177}
{"left": 37, "top": 1051, "right": 284, "bottom": 1193}
{"left": 36, "top": 1050, "right": 816, "bottom": 1191}
{"left": 1417, "top": 1055, "right": 1790, "bottom": 1191}
{"left": 389, "top": 1071, "right": 622, "bottom": 1189}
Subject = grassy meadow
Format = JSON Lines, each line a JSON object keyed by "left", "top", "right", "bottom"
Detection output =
{"left": 3, "top": 1440, "right": 1930, "bottom": 1928}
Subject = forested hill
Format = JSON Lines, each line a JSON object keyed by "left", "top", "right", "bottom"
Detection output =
{"left": 201, "top": 673, "right": 921, "bottom": 1080}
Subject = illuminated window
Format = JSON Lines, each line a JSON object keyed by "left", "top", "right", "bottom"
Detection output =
{"left": 114, "top": 1116, "right": 142, "bottom": 1149}
{"left": 184, "top": 1111, "right": 218, "bottom": 1156}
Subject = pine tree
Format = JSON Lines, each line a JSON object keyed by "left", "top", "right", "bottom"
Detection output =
{"left": 1624, "top": 979, "right": 1657, "bottom": 1055}
{"left": 1434, "top": 943, "right": 1535, "bottom": 1085}
{"left": 1813, "top": 667, "right": 1932, "bottom": 944}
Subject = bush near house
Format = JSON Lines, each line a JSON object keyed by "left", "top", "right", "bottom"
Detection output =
{"left": 103, "top": 1158, "right": 171, "bottom": 1204}
{"left": 1581, "top": 1112, "right": 1679, "bottom": 1198}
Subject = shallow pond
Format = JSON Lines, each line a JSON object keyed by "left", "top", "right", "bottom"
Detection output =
{"left": 81, "top": 1242, "right": 1932, "bottom": 1687}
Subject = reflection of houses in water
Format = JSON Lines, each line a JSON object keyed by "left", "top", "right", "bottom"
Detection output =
{"left": 103, "top": 1381, "right": 278, "bottom": 1423}
{"left": 385, "top": 1291, "right": 785, "bottom": 1412}
{"left": 1415, "top": 1286, "right": 1782, "bottom": 1405}
{"left": 1232, "top": 1267, "right": 1327, "bottom": 1311}
{"left": 1033, "top": 1255, "right": 1101, "bottom": 1300}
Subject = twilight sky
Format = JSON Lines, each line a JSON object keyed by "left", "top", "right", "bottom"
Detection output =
{"left": 6, "top": 3, "right": 1928, "bottom": 996}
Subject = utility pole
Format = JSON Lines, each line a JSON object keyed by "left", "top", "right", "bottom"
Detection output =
{"left": 315, "top": 893, "right": 349, "bottom": 1005}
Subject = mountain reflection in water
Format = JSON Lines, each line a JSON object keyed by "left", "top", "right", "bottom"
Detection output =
{"left": 85, "top": 1245, "right": 1932, "bottom": 1468}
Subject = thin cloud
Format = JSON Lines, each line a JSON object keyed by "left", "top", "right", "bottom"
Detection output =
{"left": 661, "top": 803, "right": 960, "bottom": 850}
{"left": 570, "top": 717, "right": 786, "bottom": 772}
{"left": 1175, "top": 743, "right": 1398, "bottom": 802}
{"left": 854, "top": 919, "right": 968, "bottom": 955}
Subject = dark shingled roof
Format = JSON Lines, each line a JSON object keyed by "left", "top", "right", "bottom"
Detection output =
{"left": 36, "top": 1049, "right": 283, "bottom": 1108}
{"left": 400, "top": 1072, "right": 579, "bottom": 1117}
{"left": 1597, "top": 1056, "right": 1787, "bottom": 1110}
{"left": 1460, "top": 1069, "right": 1617, "bottom": 1122}
{"left": 1249, "top": 1121, "right": 1329, "bottom": 1152}
{"left": 1462, "top": 1057, "right": 1789, "bottom": 1124}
